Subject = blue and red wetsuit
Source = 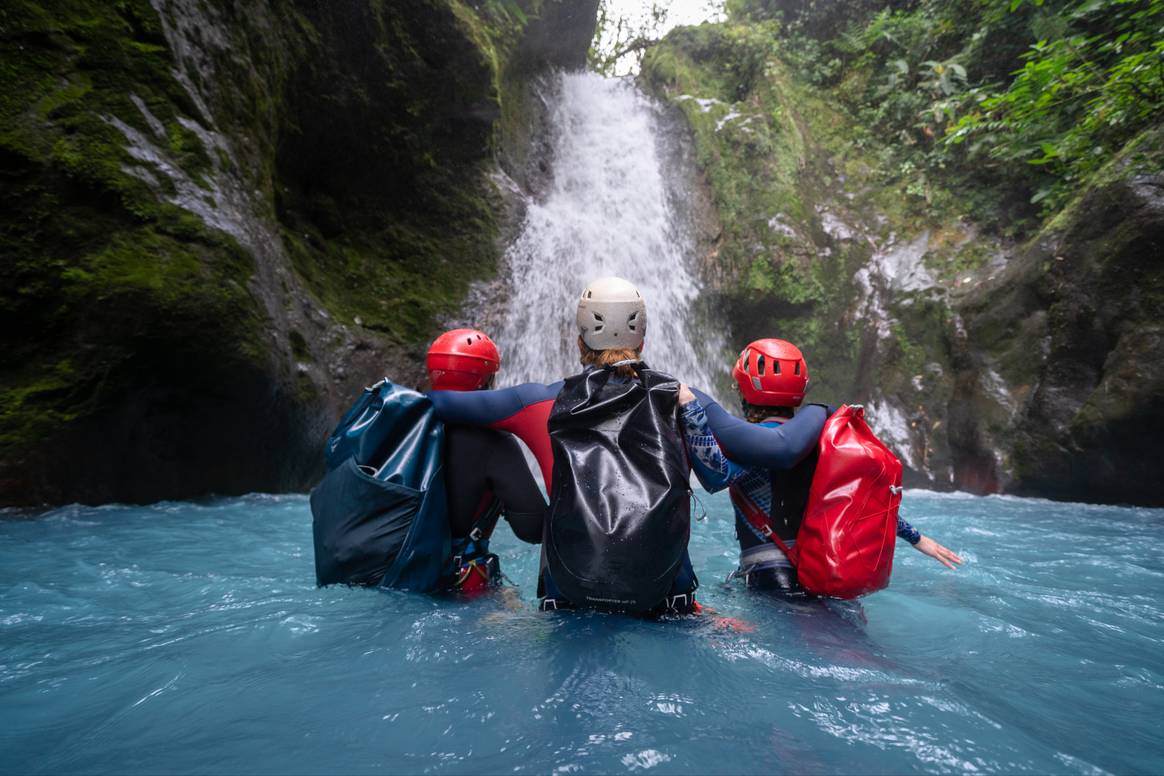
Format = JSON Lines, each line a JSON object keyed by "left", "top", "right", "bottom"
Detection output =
{"left": 429, "top": 381, "right": 563, "bottom": 489}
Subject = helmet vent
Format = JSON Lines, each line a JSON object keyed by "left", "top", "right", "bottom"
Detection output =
{"left": 757, "top": 354, "right": 765, "bottom": 375}
{"left": 466, "top": 337, "right": 473, "bottom": 346}
{"left": 586, "top": 291, "right": 593, "bottom": 298}
{"left": 593, "top": 312, "right": 605, "bottom": 322}
{"left": 752, "top": 376, "right": 762, "bottom": 390}
{"left": 773, "top": 360, "right": 781, "bottom": 375}
{"left": 794, "top": 361, "right": 801, "bottom": 375}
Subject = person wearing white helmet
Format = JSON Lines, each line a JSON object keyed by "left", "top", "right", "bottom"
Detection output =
{"left": 426, "top": 276, "right": 702, "bottom": 614}
{"left": 575, "top": 276, "right": 647, "bottom": 377}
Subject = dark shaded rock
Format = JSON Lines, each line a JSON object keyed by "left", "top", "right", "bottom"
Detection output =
{"left": 0, "top": 0, "right": 598, "bottom": 506}
{"left": 513, "top": 0, "right": 601, "bottom": 72}
{"left": 957, "top": 166, "right": 1164, "bottom": 506}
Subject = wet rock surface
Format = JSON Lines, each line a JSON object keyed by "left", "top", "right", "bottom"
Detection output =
{"left": 955, "top": 164, "right": 1164, "bottom": 506}
{"left": 0, "top": 0, "right": 597, "bottom": 505}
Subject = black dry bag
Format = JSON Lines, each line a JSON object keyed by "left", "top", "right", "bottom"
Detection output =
{"left": 544, "top": 363, "right": 691, "bottom": 612}
{"left": 310, "top": 379, "right": 450, "bottom": 591}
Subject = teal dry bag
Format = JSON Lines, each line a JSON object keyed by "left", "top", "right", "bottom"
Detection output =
{"left": 310, "top": 379, "right": 451, "bottom": 591}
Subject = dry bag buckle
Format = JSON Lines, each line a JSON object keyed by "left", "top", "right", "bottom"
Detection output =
{"left": 666, "top": 593, "right": 690, "bottom": 612}
{"left": 468, "top": 526, "right": 484, "bottom": 542}
{"left": 759, "top": 524, "right": 774, "bottom": 538}
{"left": 889, "top": 485, "right": 903, "bottom": 495}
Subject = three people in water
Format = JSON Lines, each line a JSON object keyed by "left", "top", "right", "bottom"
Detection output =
{"left": 421, "top": 275, "right": 960, "bottom": 611}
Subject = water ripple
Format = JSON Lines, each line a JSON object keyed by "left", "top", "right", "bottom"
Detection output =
{"left": 0, "top": 492, "right": 1161, "bottom": 774}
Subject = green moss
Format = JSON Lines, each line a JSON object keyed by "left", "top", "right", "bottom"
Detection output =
{"left": 288, "top": 330, "right": 310, "bottom": 361}
{"left": 0, "top": 0, "right": 266, "bottom": 457}
{"left": 270, "top": 0, "right": 542, "bottom": 346}
{"left": 0, "top": 0, "right": 593, "bottom": 498}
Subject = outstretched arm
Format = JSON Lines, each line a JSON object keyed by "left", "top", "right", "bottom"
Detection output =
{"left": 898, "top": 514, "right": 963, "bottom": 570}
{"left": 688, "top": 388, "right": 828, "bottom": 470}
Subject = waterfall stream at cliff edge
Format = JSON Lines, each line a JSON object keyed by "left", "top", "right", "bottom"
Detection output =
{"left": 491, "top": 72, "right": 725, "bottom": 393}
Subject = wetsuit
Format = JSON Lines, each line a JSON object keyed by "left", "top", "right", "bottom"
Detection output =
{"left": 681, "top": 394, "right": 921, "bottom": 593}
{"left": 444, "top": 425, "right": 545, "bottom": 591}
{"left": 429, "top": 382, "right": 562, "bottom": 489}
{"left": 445, "top": 426, "right": 545, "bottom": 543}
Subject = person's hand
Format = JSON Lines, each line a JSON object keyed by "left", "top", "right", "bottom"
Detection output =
{"left": 693, "top": 602, "right": 755, "bottom": 632}
{"left": 912, "top": 535, "right": 963, "bottom": 570}
{"left": 678, "top": 384, "right": 696, "bottom": 406}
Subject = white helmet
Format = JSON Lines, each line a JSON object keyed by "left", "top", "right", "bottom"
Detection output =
{"left": 576, "top": 276, "right": 646, "bottom": 351}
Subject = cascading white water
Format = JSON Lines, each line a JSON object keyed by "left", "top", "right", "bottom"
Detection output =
{"left": 494, "top": 72, "right": 725, "bottom": 396}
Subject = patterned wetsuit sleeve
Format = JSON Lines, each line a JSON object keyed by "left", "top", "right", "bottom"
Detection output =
{"left": 689, "top": 388, "right": 827, "bottom": 470}
{"left": 897, "top": 514, "right": 921, "bottom": 545}
{"left": 679, "top": 399, "right": 746, "bottom": 492}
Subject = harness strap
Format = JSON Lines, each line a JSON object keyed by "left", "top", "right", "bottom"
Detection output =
{"left": 729, "top": 483, "right": 797, "bottom": 568}
{"left": 452, "top": 495, "right": 503, "bottom": 571}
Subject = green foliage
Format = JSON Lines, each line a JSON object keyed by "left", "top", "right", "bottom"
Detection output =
{"left": 948, "top": 0, "right": 1164, "bottom": 211}
{"left": 640, "top": 23, "right": 774, "bottom": 100}
{"left": 766, "top": 0, "right": 1163, "bottom": 225}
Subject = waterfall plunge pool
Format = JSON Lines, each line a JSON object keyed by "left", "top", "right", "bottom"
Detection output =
{"left": 2, "top": 491, "right": 1162, "bottom": 774}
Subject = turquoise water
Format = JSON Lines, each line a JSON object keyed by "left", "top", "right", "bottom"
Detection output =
{"left": 2, "top": 491, "right": 1162, "bottom": 775}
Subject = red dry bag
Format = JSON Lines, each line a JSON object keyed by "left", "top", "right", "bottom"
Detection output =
{"left": 733, "top": 404, "right": 904, "bottom": 599}
{"left": 793, "top": 404, "right": 904, "bottom": 598}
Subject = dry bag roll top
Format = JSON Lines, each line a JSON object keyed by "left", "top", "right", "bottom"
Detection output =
{"left": 545, "top": 363, "right": 691, "bottom": 612}
{"left": 310, "top": 380, "right": 451, "bottom": 591}
{"left": 793, "top": 404, "right": 904, "bottom": 598}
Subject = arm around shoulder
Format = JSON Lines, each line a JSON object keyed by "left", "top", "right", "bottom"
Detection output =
{"left": 689, "top": 388, "right": 827, "bottom": 470}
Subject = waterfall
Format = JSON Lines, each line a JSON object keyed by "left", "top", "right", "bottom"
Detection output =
{"left": 492, "top": 72, "right": 725, "bottom": 397}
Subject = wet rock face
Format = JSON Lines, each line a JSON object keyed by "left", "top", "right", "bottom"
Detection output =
{"left": 961, "top": 170, "right": 1164, "bottom": 506}
{"left": 0, "top": 0, "right": 597, "bottom": 506}
{"left": 641, "top": 23, "right": 1164, "bottom": 506}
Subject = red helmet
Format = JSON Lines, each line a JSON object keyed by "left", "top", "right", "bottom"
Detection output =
{"left": 426, "top": 329, "right": 500, "bottom": 391}
{"left": 732, "top": 338, "right": 809, "bottom": 407}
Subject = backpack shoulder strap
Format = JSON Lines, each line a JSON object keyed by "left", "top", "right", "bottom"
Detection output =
{"left": 729, "top": 482, "right": 797, "bottom": 565}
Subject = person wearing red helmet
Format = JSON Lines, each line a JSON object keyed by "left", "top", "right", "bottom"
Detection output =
{"left": 426, "top": 329, "right": 546, "bottom": 594}
{"left": 678, "top": 339, "right": 962, "bottom": 593}
{"left": 427, "top": 329, "right": 502, "bottom": 392}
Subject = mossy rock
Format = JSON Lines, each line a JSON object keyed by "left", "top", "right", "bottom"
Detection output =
{"left": 0, "top": 0, "right": 598, "bottom": 505}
